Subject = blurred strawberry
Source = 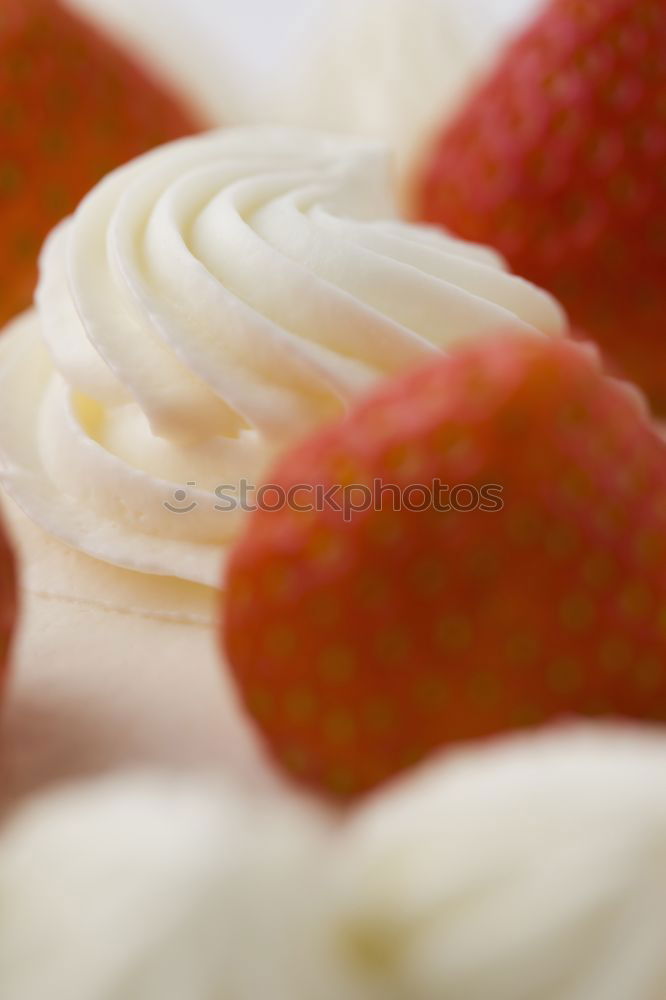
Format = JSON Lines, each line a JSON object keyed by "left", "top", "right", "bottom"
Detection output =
{"left": 418, "top": 0, "right": 666, "bottom": 410}
{"left": 224, "top": 332, "right": 666, "bottom": 799}
{"left": 0, "top": 0, "right": 204, "bottom": 327}
{"left": 0, "top": 512, "right": 17, "bottom": 684}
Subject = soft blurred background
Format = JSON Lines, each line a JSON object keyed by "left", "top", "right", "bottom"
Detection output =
{"left": 66, "top": 0, "right": 543, "bottom": 186}
{"left": 66, "top": 0, "right": 541, "bottom": 111}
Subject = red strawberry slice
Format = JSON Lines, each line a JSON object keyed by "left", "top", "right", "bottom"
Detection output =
{"left": 223, "top": 332, "right": 666, "bottom": 799}
{"left": 0, "top": 513, "right": 17, "bottom": 686}
{"left": 0, "top": 0, "right": 204, "bottom": 328}
{"left": 417, "top": 0, "right": 666, "bottom": 411}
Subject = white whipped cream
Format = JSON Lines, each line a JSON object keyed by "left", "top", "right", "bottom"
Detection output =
{"left": 0, "top": 773, "right": 351, "bottom": 1000}
{"left": 2, "top": 726, "right": 666, "bottom": 1000}
{"left": 329, "top": 726, "right": 666, "bottom": 1000}
{"left": 0, "top": 127, "right": 565, "bottom": 585}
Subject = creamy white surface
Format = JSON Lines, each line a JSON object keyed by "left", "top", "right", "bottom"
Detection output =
{"left": 0, "top": 773, "right": 349, "bottom": 1000}
{"left": 2, "top": 726, "right": 666, "bottom": 1000}
{"left": 265, "top": 0, "right": 492, "bottom": 199}
{"left": 0, "top": 127, "right": 565, "bottom": 586}
{"left": 329, "top": 726, "right": 666, "bottom": 1000}
{"left": 0, "top": 488, "right": 284, "bottom": 811}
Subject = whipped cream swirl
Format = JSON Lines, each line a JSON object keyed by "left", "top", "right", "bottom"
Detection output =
{"left": 0, "top": 127, "right": 565, "bottom": 586}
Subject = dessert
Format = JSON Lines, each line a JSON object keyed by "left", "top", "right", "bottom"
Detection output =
{"left": 225, "top": 332, "right": 666, "bottom": 797}
{"left": 2, "top": 724, "right": 666, "bottom": 998}
{"left": 0, "top": 4, "right": 663, "bottom": 996}
{"left": 0, "top": 0, "right": 202, "bottom": 329}
{"left": 0, "top": 125, "right": 564, "bottom": 800}
{"left": 418, "top": 0, "right": 666, "bottom": 409}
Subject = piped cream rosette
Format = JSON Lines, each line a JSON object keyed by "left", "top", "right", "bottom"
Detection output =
{"left": 0, "top": 127, "right": 564, "bottom": 587}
